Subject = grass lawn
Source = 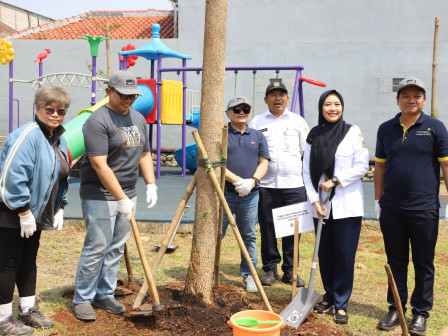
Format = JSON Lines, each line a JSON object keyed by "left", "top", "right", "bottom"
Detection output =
{"left": 24, "top": 219, "right": 448, "bottom": 335}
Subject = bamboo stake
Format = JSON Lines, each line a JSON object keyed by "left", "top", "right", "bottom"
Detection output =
{"left": 385, "top": 265, "right": 408, "bottom": 336}
{"left": 193, "top": 131, "right": 273, "bottom": 312}
{"left": 431, "top": 17, "right": 439, "bottom": 117}
{"left": 292, "top": 219, "right": 299, "bottom": 299}
{"left": 214, "top": 124, "right": 228, "bottom": 287}
{"left": 133, "top": 174, "right": 197, "bottom": 309}
{"left": 129, "top": 213, "right": 162, "bottom": 311}
{"left": 123, "top": 244, "right": 134, "bottom": 284}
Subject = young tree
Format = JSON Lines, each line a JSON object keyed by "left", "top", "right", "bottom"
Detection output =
{"left": 183, "top": 0, "right": 227, "bottom": 305}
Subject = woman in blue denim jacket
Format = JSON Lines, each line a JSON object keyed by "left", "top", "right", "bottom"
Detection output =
{"left": 0, "top": 86, "right": 70, "bottom": 336}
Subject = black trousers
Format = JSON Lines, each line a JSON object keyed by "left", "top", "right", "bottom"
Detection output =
{"left": 258, "top": 187, "right": 307, "bottom": 274}
{"left": 380, "top": 207, "right": 438, "bottom": 318}
{"left": 313, "top": 212, "right": 361, "bottom": 311}
{"left": 0, "top": 228, "right": 41, "bottom": 304}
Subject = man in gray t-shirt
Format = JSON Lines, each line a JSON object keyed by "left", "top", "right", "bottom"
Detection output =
{"left": 73, "top": 70, "right": 158, "bottom": 321}
{"left": 80, "top": 105, "right": 150, "bottom": 200}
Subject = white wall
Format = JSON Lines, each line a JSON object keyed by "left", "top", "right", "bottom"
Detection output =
{"left": 1, "top": 0, "right": 448, "bottom": 155}
{"left": 178, "top": 0, "right": 448, "bottom": 156}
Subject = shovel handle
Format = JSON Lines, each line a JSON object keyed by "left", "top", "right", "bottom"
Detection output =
{"left": 306, "top": 185, "right": 332, "bottom": 303}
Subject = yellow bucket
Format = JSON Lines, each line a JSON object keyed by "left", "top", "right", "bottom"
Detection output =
{"left": 228, "top": 310, "right": 285, "bottom": 336}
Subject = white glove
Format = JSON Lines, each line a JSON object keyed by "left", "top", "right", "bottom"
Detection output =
{"left": 445, "top": 204, "right": 448, "bottom": 226}
{"left": 146, "top": 183, "right": 158, "bottom": 209}
{"left": 234, "top": 178, "right": 255, "bottom": 197}
{"left": 375, "top": 200, "right": 381, "bottom": 221}
{"left": 118, "top": 197, "right": 134, "bottom": 221}
{"left": 19, "top": 212, "right": 37, "bottom": 238}
{"left": 53, "top": 208, "right": 64, "bottom": 230}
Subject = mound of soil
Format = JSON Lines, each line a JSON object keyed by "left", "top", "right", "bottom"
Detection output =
{"left": 53, "top": 281, "right": 348, "bottom": 336}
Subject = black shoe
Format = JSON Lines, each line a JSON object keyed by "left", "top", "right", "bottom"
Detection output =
{"left": 281, "top": 272, "right": 305, "bottom": 287}
{"left": 260, "top": 270, "right": 278, "bottom": 286}
{"left": 314, "top": 301, "right": 334, "bottom": 314}
{"left": 334, "top": 310, "right": 349, "bottom": 324}
{"left": 378, "top": 310, "right": 400, "bottom": 331}
{"left": 409, "top": 315, "right": 426, "bottom": 336}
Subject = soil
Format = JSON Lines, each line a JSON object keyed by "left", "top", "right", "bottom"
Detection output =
{"left": 53, "top": 280, "right": 349, "bottom": 336}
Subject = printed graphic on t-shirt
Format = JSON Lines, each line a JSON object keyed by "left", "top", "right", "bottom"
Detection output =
{"left": 121, "top": 126, "right": 142, "bottom": 147}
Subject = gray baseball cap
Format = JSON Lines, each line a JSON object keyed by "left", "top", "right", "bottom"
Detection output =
{"left": 266, "top": 80, "right": 288, "bottom": 96}
{"left": 397, "top": 77, "right": 426, "bottom": 95}
{"left": 108, "top": 70, "right": 142, "bottom": 96}
{"left": 227, "top": 95, "right": 251, "bottom": 109}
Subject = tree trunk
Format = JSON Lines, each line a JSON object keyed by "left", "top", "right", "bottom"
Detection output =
{"left": 431, "top": 17, "right": 439, "bottom": 118}
{"left": 183, "top": 0, "right": 227, "bottom": 306}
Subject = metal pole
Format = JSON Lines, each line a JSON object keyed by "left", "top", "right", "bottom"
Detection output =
{"left": 9, "top": 61, "right": 13, "bottom": 133}
{"left": 39, "top": 63, "right": 43, "bottom": 88}
{"left": 182, "top": 58, "right": 187, "bottom": 177}
{"left": 290, "top": 69, "right": 300, "bottom": 113}
{"left": 91, "top": 56, "right": 97, "bottom": 106}
{"left": 298, "top": 70, "right": 305, "bottom": 118}
{"left": 156, "top": 54, "right": 163, "bottom": 179}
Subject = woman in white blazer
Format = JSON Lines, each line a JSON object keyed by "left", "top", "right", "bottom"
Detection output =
{"left": 303, "top": 90, "right": 369, "bottom": 324}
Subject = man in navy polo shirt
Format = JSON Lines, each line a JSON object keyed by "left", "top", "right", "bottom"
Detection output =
{"left": 374, "top": 77, "right": 448, "bottom": 335}
{"left": 222, "top": 95, "right": 270, "bottom": 293}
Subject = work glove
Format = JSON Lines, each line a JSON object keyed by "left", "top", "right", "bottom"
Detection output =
{"left": 146, "top": 183, "right": 158, "bottom": 209}
{"left": 53, "top": 208, "right": 64, "bottom": 230}
{"left": 19, "top": 212, "right": 37, "bottom": 238}
{"left": 375, "top": 200, "right": 381, "bottom": 221}
{"left": 234, "top": 178, "right": 255, "bottom": 197}
{"left": 445, "top": 204, "right": 448, "bottom": 226}
{"left": 118, "top": 197, "right": 134, "bottom": 221}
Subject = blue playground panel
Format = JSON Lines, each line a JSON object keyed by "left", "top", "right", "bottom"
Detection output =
{"left": 175, "top": 110, "right": 200, "bottom": 173}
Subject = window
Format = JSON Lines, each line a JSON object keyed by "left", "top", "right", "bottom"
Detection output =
{"left": 392, "top": 78, "right": 405, "bottom": 92}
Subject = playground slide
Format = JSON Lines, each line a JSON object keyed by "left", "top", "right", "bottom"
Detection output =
{"left": 63, "top": 96, "right": 109, "bottom": 161}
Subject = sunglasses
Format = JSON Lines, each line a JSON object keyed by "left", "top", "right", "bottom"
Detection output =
{"left": 232, "top": 106, "right": 251, "bottom": 114}
{"left": 44, "top": 107, "right": 66, "bottom": 116}
{"left": 110, "top": 87, "right": 138, "bottom": 101}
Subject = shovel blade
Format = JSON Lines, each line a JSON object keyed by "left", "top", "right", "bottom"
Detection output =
{"left": 280, "top": 288, "right": 320, "bottom": 328}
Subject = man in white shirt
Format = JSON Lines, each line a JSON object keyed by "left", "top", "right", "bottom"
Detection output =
{"left": 250, "top": 81, "right": 310, "bottom": 286}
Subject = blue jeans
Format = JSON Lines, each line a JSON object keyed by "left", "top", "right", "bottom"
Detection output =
{"left": 222, "top": 190, "right": 258, "bottom": 278}
{"left": 73, "top": 198, "right": 135, "bottom": 304}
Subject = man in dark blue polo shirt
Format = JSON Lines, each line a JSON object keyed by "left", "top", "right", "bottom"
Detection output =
{"left": 222, "top": 95, "right": 270, "bottom": 293}
{"left": 374, "top": 77, "right": 448, "bottom": 335}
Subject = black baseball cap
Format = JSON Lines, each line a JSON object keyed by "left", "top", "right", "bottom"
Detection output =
{"left": 265, "top": 81, "right": 288, "bottom": 96}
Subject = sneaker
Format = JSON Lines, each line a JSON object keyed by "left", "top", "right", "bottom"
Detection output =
{"left": 18, "top": 307, "right": 54, "bottom": 329}
{"left": 92, "top": 298, "right": 125, "bottom": 315}
{"left": 73, "top": 303, "right": 96, "bottom": 321}
{"left": 0, "top": 314, "right": 34, "bottom": 336}
{"left": 281, "top": 272, "right": 306, "bottom": 287}
{"left": 260, "top": 270, "right": 278, "bottom": 286}
{"left": 243, "top": 275, "right": 258, "bottom": 293}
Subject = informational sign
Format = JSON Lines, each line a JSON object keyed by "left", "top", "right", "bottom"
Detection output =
{"left": 272, "top": 202, "right": 314, "bottom": 238}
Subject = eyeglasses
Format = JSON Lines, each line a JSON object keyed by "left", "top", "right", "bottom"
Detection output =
{"left": 110, "top": 87, "right": 138, "bottom": 101}
{"left": 44, "top": 107, "right": 66, "bottom": 116}
{"left": 232, "top": 106, "right": 251, "bottom": 114}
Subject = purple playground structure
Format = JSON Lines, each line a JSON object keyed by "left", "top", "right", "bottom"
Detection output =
{"left": 4, "top": 23, "right": 325, "bottom": 178}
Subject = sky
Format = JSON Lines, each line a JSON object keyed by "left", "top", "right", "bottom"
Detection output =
{"left": 8, "top": 0, "right": 174, "bottom": 20}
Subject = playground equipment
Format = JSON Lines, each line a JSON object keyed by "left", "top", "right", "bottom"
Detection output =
{"left": 4, "top": 24, "right": 325, "bottom": 178}
{"left": 119, "top": 24, "right": 325, "bottom": 178}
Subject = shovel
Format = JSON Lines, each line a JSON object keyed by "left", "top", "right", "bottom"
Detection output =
{"left": 280, "top": 185, "right": 331, "bottom": 328}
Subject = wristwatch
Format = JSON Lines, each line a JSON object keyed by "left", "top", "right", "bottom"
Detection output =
{"left": 252, "top": 176, "right": 260, "bottom": 189}
{"left": 331, "top": 176, "right": 340, "bottom": 185}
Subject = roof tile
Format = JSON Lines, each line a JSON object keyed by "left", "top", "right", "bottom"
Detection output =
{"left": 2, "top": 9, "right": 174, "bottom": 40}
